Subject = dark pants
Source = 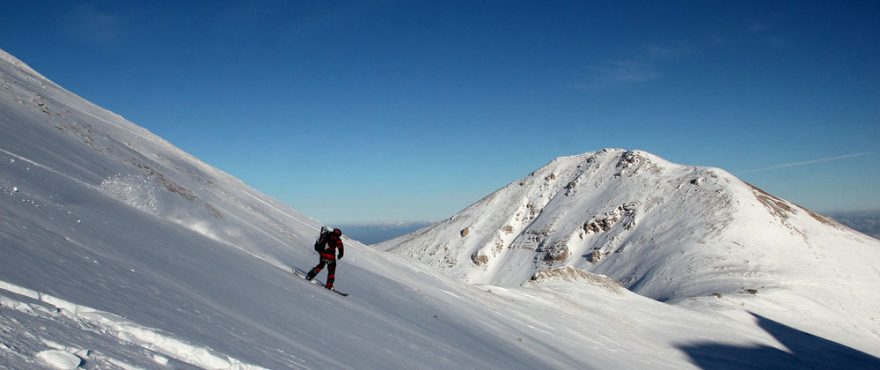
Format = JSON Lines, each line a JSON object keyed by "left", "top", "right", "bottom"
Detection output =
{"left": 307, "top": 253, "right": 336, "bottom": 289}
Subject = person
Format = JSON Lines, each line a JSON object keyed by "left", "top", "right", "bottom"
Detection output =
{"left": 306, "top": 227, "right": 344, "bottom": 290}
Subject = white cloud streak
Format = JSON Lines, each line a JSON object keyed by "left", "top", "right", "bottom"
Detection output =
{"left": 66, "top": 4, "right": 126, "bottom": 44}
{"left": 576, "top": 37, "right": 720, "bottom": 90}
{"left": 738, "top": 152, "right": 872, "bottom": 175}
{"left": 576, "top": 60, "right": 661, "bottom": 89}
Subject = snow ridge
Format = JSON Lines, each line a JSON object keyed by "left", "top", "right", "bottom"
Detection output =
{"left": 0, "top": 49, "right": 51, "bottom": 83}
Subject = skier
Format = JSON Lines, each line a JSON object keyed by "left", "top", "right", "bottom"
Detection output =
{"left": 306, "top": 227, "right": 345, "bottom": 290}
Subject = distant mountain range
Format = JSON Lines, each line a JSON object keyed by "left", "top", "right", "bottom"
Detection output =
{"left": 830, "top": 210, "right": 880, "bottom": 239}
{"left": 335, "top": 221, "right": 432, "bottom": 245}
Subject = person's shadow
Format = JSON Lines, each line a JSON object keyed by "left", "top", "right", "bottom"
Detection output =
{"left": 679, "top": 313, "right": 880, "bottom": 369}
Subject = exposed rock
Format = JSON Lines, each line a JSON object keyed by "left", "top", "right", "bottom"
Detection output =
{"left": 540, "top": 243, "right": 570, "bottom": 262}
{"left": 750, "top": 184, "right": 794, "bottom": 221}
{"left": 587, "top": 250, "right": 603, "bottom": 263}
{"left": 583, "top": 204, "right": 636, "bottom": 235}
{"left": 471, "top": 252, "right": 489, "bottom": 266}
{"left": 615, "top": 151, "right": 662, "bottom": 176}
{"left": 529, "top": 267, "right": 623, "bottom": 293}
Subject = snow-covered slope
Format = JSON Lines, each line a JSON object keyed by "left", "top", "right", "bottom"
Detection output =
{"left": 380, "top": 149, "right": 880, "bottom": 355}
{"left": 2, "top": 48, "right": 879, "bottom": 369}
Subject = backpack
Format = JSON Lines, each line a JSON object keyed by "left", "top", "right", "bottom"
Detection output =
{"left": 314, "top": 226, "right": 329, "bottom": 252}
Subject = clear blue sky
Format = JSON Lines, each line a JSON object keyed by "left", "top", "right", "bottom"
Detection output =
{"left": 2, "top": 1, "right": 878, "bottom": 224}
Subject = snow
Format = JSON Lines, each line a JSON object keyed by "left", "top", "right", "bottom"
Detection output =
{"left": 2, "top": 47, "right": 879, "bottom": 369}
{"left": 35, "top": 350, "right": 81, "bottom": 369}
{"left": 99, "top": 173, "right": 161, "bottom": 216}
{"left": 153, "top": 354, "right": 170, "bottom": 366}
{"left": 1, "top": 280, "right": 266, "bottom": 368}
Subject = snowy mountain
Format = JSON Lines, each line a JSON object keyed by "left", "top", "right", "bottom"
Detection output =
{"left": 379, "top": 149, "right": 880, "bottom": 356}
{"left": 2, "top": 47, "right": 879, "bottom": 369}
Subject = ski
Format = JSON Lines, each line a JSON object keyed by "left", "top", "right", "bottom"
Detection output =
{"left": 291, "top": 266, "right": 349, "bottom": 296}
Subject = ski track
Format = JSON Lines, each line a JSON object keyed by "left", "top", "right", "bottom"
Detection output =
{"left": 0, "top": 279, "right": 273, "bottom": 370}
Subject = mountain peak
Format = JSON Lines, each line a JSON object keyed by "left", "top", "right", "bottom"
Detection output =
{"left": 381, "top": 149, "right": 879, "bottom": 303}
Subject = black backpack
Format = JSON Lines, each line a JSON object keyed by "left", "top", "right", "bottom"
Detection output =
{"left": 314, "top": 226, "right": 329, "bottom": 252}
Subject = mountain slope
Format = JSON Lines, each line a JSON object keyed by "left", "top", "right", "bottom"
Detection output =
{"left": 0, "top": 48, "right": 573, "bottom": 369}
{"left": 2, "top": 48, "right": 878, "bottom": 369}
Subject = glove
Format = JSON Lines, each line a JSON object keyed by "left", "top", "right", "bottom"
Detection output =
{"left": 337, "top": 253, "right": 344, "bottom": 260}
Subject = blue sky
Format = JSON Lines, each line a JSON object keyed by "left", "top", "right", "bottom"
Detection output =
{"left": 2, "top": 1, "right": 878, "bottom": 224}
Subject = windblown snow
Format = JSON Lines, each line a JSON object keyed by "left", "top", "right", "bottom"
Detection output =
{"left": 2, "top": 48, "right": 879, "bottom": 369}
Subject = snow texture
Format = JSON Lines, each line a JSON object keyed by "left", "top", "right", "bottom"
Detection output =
{"left": 35, "top": 350, "right": 82, "bottom": 369}
{"left": 2, "top": 47, "right": 880, "bottom": 369}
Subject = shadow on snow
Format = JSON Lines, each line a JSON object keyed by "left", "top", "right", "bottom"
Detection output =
{"left": 679, "top": 313, "right": 880, "bottom": 369}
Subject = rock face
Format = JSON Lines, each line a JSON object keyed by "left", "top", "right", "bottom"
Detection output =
{"left": 378, "top": 149, "right": 880, "bottom": 306}
{"left": 528, "top": 267, "right": 624, "bottom": 294}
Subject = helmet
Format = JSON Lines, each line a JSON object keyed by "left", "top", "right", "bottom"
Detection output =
{"left": 332, "top": 228, "right": 342, "bottom": 237}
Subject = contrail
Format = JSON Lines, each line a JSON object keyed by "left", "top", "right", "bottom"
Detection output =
{"left": 738, "top": 152, "right": 872, "bottom": 175}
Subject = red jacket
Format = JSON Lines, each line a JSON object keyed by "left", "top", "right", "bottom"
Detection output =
{"left": 318, "top": 235, "right": 344, "bottom": 259}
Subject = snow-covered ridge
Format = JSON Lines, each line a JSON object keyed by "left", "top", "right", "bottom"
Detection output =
{"left": 0, "top": 48, "right": 50, "bottom": 82}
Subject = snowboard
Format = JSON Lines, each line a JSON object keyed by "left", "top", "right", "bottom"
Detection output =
{"left": 292, "top": 266, "right": 349, "bottom": 297}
